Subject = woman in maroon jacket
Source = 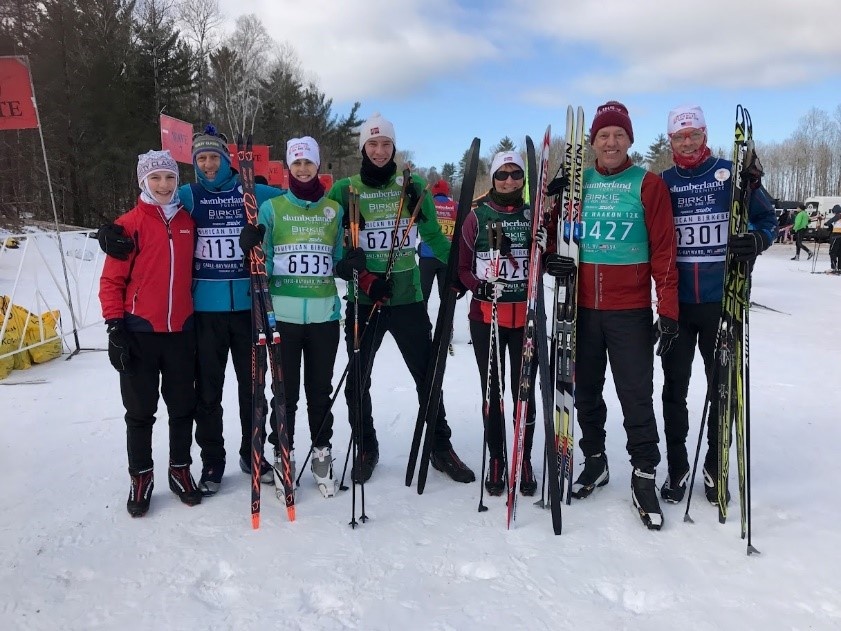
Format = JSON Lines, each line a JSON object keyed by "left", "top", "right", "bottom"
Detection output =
{"left": 99, "top": 150, "right": 201, "bottom": 517}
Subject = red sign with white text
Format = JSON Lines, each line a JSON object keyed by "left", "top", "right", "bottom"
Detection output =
{"left": 267, "top": 160, "right": 285, "bottom": 187}
{"left": 227, "top": 144, "right": 270, "bottom": 179}
{"left": 159, "top": 114, "right": 193, "bottom": 163}
{"left": 0, "top": 56, "right": 39, "bottom": 130}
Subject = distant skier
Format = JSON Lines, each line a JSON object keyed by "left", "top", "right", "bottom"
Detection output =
{"left": 791, "top": 203, "right": 812, "bottom": 260}
{"left": 658, "top": 105, "right": 776, "bottom": 506}
{"left": 825, "top": 205, "right": 841, "bottom": 273}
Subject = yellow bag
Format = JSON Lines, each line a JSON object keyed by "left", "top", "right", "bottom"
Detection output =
{"left": 0, "top": 296, "right": 24, "bottom": 378}
{"left": 26, "top": 309, "right": 62, "bottom": 363}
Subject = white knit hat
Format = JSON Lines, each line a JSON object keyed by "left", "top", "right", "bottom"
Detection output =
{"left": 358, "top": 112, "right": 396, "bottom": 151}
{"left": 286, "top": 136, "right": 320, "bottom": 168}
{"left": 668, "top": 105, "right": 707, "bottom": 135}
{"left": 136, "top": 150, "right": 178, "bottom": 188}
{"left": 490, "top": 151, "right": 525, "bottom": 176}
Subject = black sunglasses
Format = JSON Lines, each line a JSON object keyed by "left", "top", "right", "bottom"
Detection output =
{"left": 493, "top": 169, "right": 525, "bottom": 182}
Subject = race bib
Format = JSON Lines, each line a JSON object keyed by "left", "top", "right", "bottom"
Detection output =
{"left": 674, "top": 212, "right": 728, "bottom": 263}
{"left": 196, "top": 226, "right": 243, "bottom": 261}
{"left": 475, "top": 249, "right": 529, "bottom": 281}
{"left": 360, "top": 218, "right": 418, "bottom": 252}
{"left": 274, "top": 243, "right": 333, "bottom": 277}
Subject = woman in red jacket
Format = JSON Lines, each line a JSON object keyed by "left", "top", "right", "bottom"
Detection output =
{"left": 99, "top": 150, "right": 201, "bottom": 517}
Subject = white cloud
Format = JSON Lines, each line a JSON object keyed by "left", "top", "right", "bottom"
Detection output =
{"left": 217, "top": 0, "right": 498, "bottom": 100}
{"left": 510, "top": 0, "right": 841, "bottom": 94}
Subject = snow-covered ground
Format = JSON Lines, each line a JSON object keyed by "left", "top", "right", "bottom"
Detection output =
{"left": 1, "top": 239, "right": 839, "bottom": 630}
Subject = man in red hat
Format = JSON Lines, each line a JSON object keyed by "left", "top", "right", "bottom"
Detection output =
{"left": 548, "top": 101, "right": 678, "bottom": 530}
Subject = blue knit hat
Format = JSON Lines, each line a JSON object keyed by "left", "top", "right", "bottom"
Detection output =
{"left": 191, "top": 124, "right": 229, "bottom": 161}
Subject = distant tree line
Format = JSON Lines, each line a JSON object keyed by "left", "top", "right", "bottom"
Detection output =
{"left": 0, "top": 0, "right": 362, "bottom": 229}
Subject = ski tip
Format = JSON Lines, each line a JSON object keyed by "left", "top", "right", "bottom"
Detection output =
{"left": 251, "top": 514, "right": 260, "bottom": 530}
{"left": 287, "top": 506, "right": 296, "bottom": 522}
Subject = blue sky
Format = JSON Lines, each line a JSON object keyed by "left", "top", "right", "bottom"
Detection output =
{"left": 218, "top": 0, "right": 841, "bottom": 169}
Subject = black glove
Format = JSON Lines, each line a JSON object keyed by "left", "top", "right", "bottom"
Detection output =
{"left": 745, "top": 152, "right": 764, "bottom": 190}
{"left": 239, "top": 223, "right": 266, "bottom": 255}
{"left": 544, "top": 253, "right": 576, "bottom": 279}
{"left": 474, "top": 280, "right": 504, "bottom": 301}
{"left": 334, "top": 247, "right": 367, "bottom": 281}
{"left": 546, "top": 171, "right": 570, "bottom": 196}
{"left": 653, "top": 316, "right": 679, "bottom": 357}
{"left": 98, "top": 223, "right": 134, "bottom": 260}
{"left": 451, "top": 277, "right": 468, "bottom": 300}
{"left": 728, "top": 231, "right": 769, "bottom": 262}
{"left": 406, "top": 182, "right": 420, "bottom": 214}
{"left": 367, "top": 276, "right": 393, "bottom": 303}
{"left": 498, "top": 235, "right": 512, "bottom": 256}
{"left": 106, "top": 318, "right": 133, "bottom": 374}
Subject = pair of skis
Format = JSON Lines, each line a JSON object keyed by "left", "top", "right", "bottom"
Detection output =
{"left": 683, "top": 106, "right": 759, "bottom": 555}
{"left": 237, "top": 136, "right": 295, "bottom": 529}
{"left": 552, "top": 106, "right": 586, "bottom": 507}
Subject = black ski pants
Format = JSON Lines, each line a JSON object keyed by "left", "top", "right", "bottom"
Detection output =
{"left": 193, "top": 310, "right": 261, "bottom": 465}
{"left": 660, "top": 302, "right": 721, "bottom": 476}
{"left": 343, "top": 301, "right": 453, "bottom": 452}
{"left": 419, "top": 256, "right": 447, "bottom": 305}
{"left": 267, "top": 320, "right": 340, "bottom": 452}
{"left": 575, "top": 307, "right": 660, "bottom": 470}
{"left": 121, "top": 331, "right": 196, "bottom": 472}
{"left": 830, "top": 234, "right": 841, "bottom": 270}
{"left": 469, "top": 319, "right": 535, "bottom": 461}
{"left": 794, "top": 229, "right": 811, "bottom": 257}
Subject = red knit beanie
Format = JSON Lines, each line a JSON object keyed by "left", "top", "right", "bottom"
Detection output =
{"left": 590, "top": 101, "right": 634, "bottom": 143}
{"left": 432, "top": 179, "right": 450, "bottom": 196}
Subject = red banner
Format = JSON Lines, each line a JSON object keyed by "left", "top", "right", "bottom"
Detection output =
{"left": 227, "top": 144, "right": 270, "bottom": 179}
{"left": 267, "top": 160, "right": 285, "bottom": 187}
{"left": 160, "top": 114, "right": 193, "bottom": 164}
{"left": 0, "top": 56, "right": 39, "bottom": 130}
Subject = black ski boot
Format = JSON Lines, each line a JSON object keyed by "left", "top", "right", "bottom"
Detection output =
{"left": 168, "top": 463, "right": 202, "bottom": 506}
{"left": 351, "top": 444, "right": 379, "bottom": 484}
{"left": 631, "top": 467, "right": 663, "bottom": 530}
{"left": 519, "top": 458, "right": 537, "bottom": 496}
{"left": 484, "top": 456, "right": 505, "bottom": 496}
{"left": 198, "top": 459, "right": 225, "bottom": 497}
{"left": 571, "top": 452, "right": 609, "bottom": 499}
{"left": 430, "top": 446, "right": 476, "bottom": 483}
{"left": 127, "top": 467, "right": 154, "bottom": 517}
{"left": 239, "top": 455, "right": 274, "bottom": 484}
{"left": 660, "top": 467, "right": 690, "bottom": 504}
{"left": 703, "top": 466, "right": 731, "bottom": 506}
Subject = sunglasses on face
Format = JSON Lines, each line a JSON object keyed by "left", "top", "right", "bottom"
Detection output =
{"left": 671, "top": 131, "right": 705, "bottom": 143}
{"left": 493, "top": 169, "right": 525, "bottom": 182}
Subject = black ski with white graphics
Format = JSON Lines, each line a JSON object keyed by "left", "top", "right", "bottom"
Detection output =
{"left": 406, "top": 138, "right": 480, "bottom": 493}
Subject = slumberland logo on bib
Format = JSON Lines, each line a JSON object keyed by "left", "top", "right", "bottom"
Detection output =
{"left": 395, "top": 176, "right": 404, "bottom": 186}
{"left": 323, "top": 207, "right": 336, "bottom": 220}
{"left": 715, "top": 168, "right": 731, "bottom": 182}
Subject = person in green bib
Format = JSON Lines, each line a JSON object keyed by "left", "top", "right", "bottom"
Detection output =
{"left": 328, "top": 112, "right": 476, "bottom": 485}
{"left": 560, "top": 101, "right": 679, "bottom": 531}
{"left": 239, "top": 136, "right": 343, "bottom": 498}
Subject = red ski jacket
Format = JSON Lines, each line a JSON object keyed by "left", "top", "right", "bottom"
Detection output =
{"left": 99, "top": 198, "right": 196, "bottom": 332}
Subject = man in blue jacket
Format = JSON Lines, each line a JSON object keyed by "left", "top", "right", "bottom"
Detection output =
{"left": 658, "top": 105, "right": 777, "bottom": 506}
{"left": 98, "top": 125, "right": 284, "bottom": 495}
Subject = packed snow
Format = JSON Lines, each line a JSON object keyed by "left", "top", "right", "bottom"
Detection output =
{"left": 1, "top": 235, "right": 839, "bottom": 630}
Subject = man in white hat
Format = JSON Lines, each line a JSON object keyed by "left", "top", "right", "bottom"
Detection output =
{"left": 327, "top": 112, "right": 476, "bottom": 485}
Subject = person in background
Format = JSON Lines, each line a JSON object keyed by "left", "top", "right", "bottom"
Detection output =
{"left": 659, "top": 104, "right": 776, "bottom": 507}
{"left": 99, "top": 150, "right": 201, "bottom": 517}
{"left": 791, "top": 203, "right": 813, "bottom": 261}
{"left": 825, "top": 205, "right": 841, "bottom": 273}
